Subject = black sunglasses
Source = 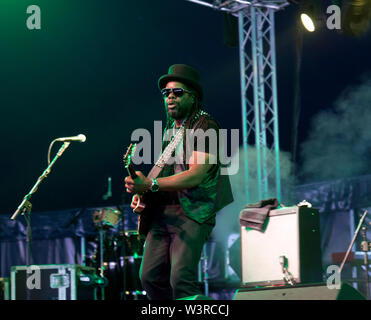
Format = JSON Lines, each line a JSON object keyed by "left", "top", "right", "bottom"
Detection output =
{"left": 161, "top": 87, "right": 193, "bottom": 98}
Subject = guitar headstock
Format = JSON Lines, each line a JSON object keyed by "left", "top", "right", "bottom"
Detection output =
{"left": 123, "top": 143, "right": 137, "bottom": 168}
{"left": 123, "top": 143, "right": 138, "bottom": 179}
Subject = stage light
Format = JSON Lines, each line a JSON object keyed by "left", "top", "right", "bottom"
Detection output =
{"left": 301, "top": 13, "right": 316, "bottom": 32}
{"left": 298, "top": 0, "right": 324, "bottom": 32}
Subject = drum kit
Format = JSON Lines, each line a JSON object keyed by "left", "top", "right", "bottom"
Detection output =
{"left": 87, "top": 207, "right": 146, "bottom": 300}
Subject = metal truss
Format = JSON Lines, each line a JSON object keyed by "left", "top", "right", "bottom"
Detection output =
{"left": 238, "top": 4, "right": 284, "bottom": 202}
{"left": 186, "top": 0, "right": 288, "bottom": 203}
{"left": 186, "top": 0, "right": 289, "bottom": 13}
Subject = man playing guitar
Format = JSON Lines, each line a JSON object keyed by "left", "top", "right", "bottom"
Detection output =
{"left": 124, "top": 64, "right": 233, "bottom": 300}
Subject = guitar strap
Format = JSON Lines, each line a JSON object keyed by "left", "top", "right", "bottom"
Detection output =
{"left": 147, "top": 110, "right": 209, "bottom": 179}
{"left": 146, "top": 124, "right": 185, "bottom": 179}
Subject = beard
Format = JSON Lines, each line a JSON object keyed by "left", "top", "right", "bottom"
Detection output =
{"left": 167, "top": 108, "right": 185, "bottom": 120}
{"left": 166, "top": 103, "right": 192, "bottom": 121}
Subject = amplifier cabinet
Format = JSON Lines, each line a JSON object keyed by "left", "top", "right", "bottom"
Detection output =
{"left": 11, "top": 264, "right": 97, "bottom": 300}
{"left": 241, "top": 206, "right": 322, "bottom": 286}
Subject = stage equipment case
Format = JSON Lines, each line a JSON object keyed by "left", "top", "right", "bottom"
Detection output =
{"left": 0, "top": 278, "right": 10, "bottom": 300}
{"left": 11, "top": 264, "right": 97, "bottom": 300}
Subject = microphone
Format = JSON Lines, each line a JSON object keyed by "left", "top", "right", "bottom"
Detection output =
{"left": 55, "top": 134, "right": 86, "bottom": 143}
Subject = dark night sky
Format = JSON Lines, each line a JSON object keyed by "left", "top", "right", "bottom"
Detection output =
{"left": 0, "top": 0, "right": 370, "bottom": 215}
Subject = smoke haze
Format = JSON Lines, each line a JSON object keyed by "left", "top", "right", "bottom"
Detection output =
{"left": 300, "top": 75, "right": 371, "bottom": 183}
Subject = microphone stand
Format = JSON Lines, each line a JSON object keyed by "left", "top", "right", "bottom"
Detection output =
{"left": 339, "top": 210, "right": 370, "bottom": 299}
{"left": 10, "top": 142, "right": 71, "bottom": 267}
{"left": 339, "top": 210, "right": 368, "bottom": 274}
{"left": 361, "top": 226, "right": 370, "bottom": 300}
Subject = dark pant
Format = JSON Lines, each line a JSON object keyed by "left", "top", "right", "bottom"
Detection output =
{"left": 139, "top": 204, "right": 214, "bottom": 300}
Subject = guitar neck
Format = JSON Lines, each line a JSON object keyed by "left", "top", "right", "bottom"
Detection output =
{"left": 127, "top": 164, "right": 137, "bottom": 179}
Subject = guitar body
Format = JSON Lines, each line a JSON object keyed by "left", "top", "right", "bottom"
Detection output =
{"left": 131, "top": 192, "right": 155, "bottom": 236}
{"left": 138, "top": 212, "right": 154, "bottom": 237}
{"left": 123, "top": 143, "right": 165, "bottom": 237}
{"left": 123, "top": 144, "right": 154, "bottom": 236}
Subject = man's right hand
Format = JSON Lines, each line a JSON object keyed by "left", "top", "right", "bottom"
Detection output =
{"left": 131, "top": 194, "right": 140, "bottom": 209}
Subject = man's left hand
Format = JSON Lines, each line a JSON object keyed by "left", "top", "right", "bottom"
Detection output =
{"left": 124, "top": 171, "right": 151, "bottom": 194}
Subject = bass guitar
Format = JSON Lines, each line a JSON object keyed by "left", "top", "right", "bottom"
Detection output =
{"left": 123, "top": 143, "right": 154, "bottom": 236}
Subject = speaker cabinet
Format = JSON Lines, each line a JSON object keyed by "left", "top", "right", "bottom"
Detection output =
{"left": 233, "top": 282, "right": 365, "bottom": 300}
{"left": 241, "top": 206, "right": 322, "bottom": 286}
